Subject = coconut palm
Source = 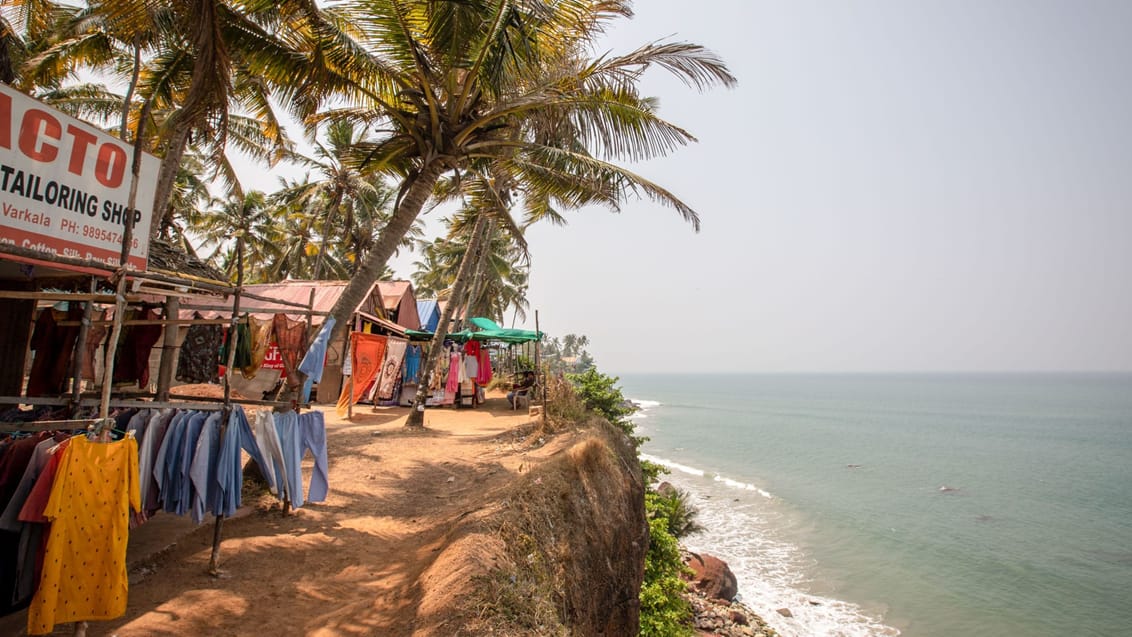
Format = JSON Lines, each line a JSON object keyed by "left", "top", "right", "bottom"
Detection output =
{"left": 193, "top": 190, "right": 284, "bottom": 282}
{"left": 412, "top": 215, "right": 530, "bottom": 324}
{"left": 317, "top": 1, "right": 735, "bottom": 349}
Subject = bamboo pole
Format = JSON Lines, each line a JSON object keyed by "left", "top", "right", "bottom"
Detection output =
{"left": 155, "top": 295, "right": 179, "bottom": 400}
{"left": 209, "top": 235, "right": 244, "bottom": 576}
{"left": 535, "top": 310, "right": 545, "bottom": 425}
{"left": 68, "top": 278, "right": 97, "bottom": 407}
{"left": 97, "top": 101, "right": 150, "bottom": 421}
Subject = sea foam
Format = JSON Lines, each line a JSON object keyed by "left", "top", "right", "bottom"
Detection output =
{"left": 675, "top": 476, "right": 900, "bottom": 637}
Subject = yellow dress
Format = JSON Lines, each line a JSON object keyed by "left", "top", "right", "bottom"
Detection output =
{"left": 28, "top": 436, "right": 140, "bottom": 635}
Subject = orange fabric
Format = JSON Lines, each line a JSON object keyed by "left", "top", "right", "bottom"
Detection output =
{"left": 336, "top": 332, "right": 387, "bottom": 416}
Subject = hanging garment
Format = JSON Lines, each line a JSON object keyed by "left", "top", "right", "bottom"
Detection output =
{"left": 81, "top": 309, "right": 108, "bottom": 381}
{"left": 16, "top": 438, "right": 71, "bottom": 525}
{"left": 253, "top": 411, "right": 287, "bottom": 500}
{"left": 26, "top": 436, "right": 139, "bottom": 635}
{"left": 476, "top": 349, "right": 493, "bottom": 386}
{"left": 213, "top": 406, "right": 269, "bottom": 518}
{"left": 154, "top": 411, "right": 191, "bottom": 512}
{"left": 219, "top": 317, "right": 253, "bottom": 372}
{"left": 26, "top": 306, "right": 83, "bottom": 397}
{"left": 176, "top": 313, "right": 223, "bottom": 383}
{"left": 336, "top": 333, "right": 387, "bottom": 416}
{"left": 138, "top": 409, "right": 175, "bottom": 515}
{"left": 298, "top": 317, "right": 336, "bottom": 383}
{"left": 0, "top": 432, "right": 51, "bottom": 613}
{"left": 464, "top": 351, "right": 479, "bottom": 383}
{"left": 15, "top": 438, "right": 71, "bottom": 613}
{"left": 188, "top": 412, "right": 223, "bottom": 524}
{"left": 0, "top": 435, "right": 58, "bottom": 531}
{"left": 272, "top": 314, "right": 308, "bottom": 387}
{"left": 299, "top": 412, "right": 330, "bottom": 503}
{"left": 1, "top": 436, "right": 67, "bottom": 611}
{"left": 172, "top": 412, "right": 208, "bottom": 517}
{"left": 274, "top": 412, "right": 303, "bottom": 509}
{"left": 402, "top": 345, "right": 422, "bottom": 383}
{"left": 445, "top": 352, "right": 461, "bottom": 395}
{"left": 376, "top": 338, "right": 409, "bottom": 400}
{"left": 112, "top": 308, "right": 163, "bottom": 388}
{"left": 0, "top": 432, "right": 51, "bottom": 506}
{"left": 273, "top": 412, "right": 330, "bottom": 509}
{"left": 241, "top": 316, "right": 274, "bottom": 379}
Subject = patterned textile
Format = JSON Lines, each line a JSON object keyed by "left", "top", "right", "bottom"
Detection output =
{"left": 376, "top": 337, "right": 409, "bottom": 400}
{"left": 336, "top": 333, "right": 387, "bottom": 416}
{"left": 241, "top": 316, "right": 274, "bottom": 379}
{"left": 176, "top": 312, "right": 222, "bottom": 383}
{"left": 272, "top": 314, "right": 308, "bottom": 387}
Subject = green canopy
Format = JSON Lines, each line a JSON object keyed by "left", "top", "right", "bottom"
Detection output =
{"left": 405, "top": 318, "right": 542, "bottom": 344}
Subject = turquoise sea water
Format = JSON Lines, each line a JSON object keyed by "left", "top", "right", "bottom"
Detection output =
{"left": 617, "top": 373, "right": 1132, "bottom": 637}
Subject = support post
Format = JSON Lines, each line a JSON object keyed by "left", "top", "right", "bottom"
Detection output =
{"left": 68, "top": 278, "right": 97, "bottom": 408}
{"left": 209, "top": 235, "right": 244, "bottom": 575}
{"left": 155, "top": 295, "right": 179, "bottom": 400}
{"left": 535, "top": 310, "right": 545, "bottom": 425}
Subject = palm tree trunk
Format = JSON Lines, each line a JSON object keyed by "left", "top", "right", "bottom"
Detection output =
{"left": 119, "top": 37, "right": 142, "bottom": 140}
{"left": 461, "top": 219, "right": 495, "bottom": 326}
{"left": 150, "top": 125, "right": 192, "bottom": 237}
{"left": 325, "top": 163, "right": 446, "bottom": 342}
{"left": 406, "top": 214, "right": 489, "bottom": 427}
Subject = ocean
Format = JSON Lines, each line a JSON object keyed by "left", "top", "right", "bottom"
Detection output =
{"left": 616, "top": 373, "right": 1132, "bottom": 637}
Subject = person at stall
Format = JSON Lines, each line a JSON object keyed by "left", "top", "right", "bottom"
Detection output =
{"left": 507, "top": 370, "right": 537, "bottom": 409}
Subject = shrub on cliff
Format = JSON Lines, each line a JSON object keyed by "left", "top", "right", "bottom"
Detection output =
{"left": 641, "top": 497, "right": 694, "bottom": 636}
{"left": 567, "top": 368, "right": 637, "bottom": 441}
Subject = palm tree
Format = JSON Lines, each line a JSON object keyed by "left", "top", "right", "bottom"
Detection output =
{"left": 412, "top": 214, "right": 530, "bottom": 324}
{"left": 317, "top": 1, "right": 735, "bottom": 349}
{"left": 193, "top": 190, "right": 284, "bottom": 283}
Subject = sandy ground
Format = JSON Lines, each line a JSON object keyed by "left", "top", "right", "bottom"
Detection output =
{"left": 1, "top": 392, "right": 563, "bottom": 637}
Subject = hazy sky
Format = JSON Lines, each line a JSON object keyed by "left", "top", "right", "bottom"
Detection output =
{"left": 248, "top": 1, "right": 1132, "bottom": 374}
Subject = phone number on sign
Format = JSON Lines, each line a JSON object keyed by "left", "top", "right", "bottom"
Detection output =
{"left": 81, "top": 225, "right": 139, "bottom": 248}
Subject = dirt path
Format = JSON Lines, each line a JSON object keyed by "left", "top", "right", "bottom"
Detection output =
{"left": 2, "top": 393, "right": 562, "bottom": 637}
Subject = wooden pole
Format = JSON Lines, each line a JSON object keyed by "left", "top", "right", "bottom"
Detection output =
{"left": 97, "top": 101, "right": 150, "bottom": 420}
{"left": 535, "top": 310, "right": 545, "bottom": 425}
{"left": 346, "top": 335, "right": 354, "bottom": 420}
{"left": 155, "top": 295, "right": 179, "bottom": 400}
{"left": 68, "top": 278, "right": 97, "bottom": 408}
{"left": 209, "top": 235, "right": 244, "bottom": 575}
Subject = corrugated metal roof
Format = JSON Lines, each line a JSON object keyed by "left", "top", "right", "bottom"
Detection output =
{"left": 376, "top": 280, "right": 411, "bottom": 310}
{"left": 416, "top": 299, "right": 440, "bottom": 332}
{"left": 179, "top": 279, "right": 385, "bottom": 323}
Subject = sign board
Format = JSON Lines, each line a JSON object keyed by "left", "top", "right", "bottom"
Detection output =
{"left": 262, "top": 342, "right": 288, "bottom": 375}
{"left": 0, "top": 83, "right": 158, "bottom": 270}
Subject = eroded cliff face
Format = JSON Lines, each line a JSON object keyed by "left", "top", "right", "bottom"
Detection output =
{"left": 415, "top": 419, "right": 647, "bottom": 636}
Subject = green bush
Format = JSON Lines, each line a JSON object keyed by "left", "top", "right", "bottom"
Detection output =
{"left": 640, "top": 506, "right": 693, "bottom": 636}
{"left": 567, "top": 368, "right": 637, "bottom": 440}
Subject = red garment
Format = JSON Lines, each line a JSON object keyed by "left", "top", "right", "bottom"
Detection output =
{"left": 0, "top": 432, "right": 51, "bottom": 506}
{"left": 27, "top": 307, "right": 83, "bottom": 397}
{"left": 19, "top": 438, "right": 71, "bottom": 524}
{"left": 272, "top": 314, "right": 308, "bottom": 387}
{"left": 336, "top": 333, "right": 387, "bottom": 415}
{"left": 476, "top": 350, "right": 493, "bottom": 385}
{"left": 112, "top": 308, "right": 163, "bottom": 388}
{"left": 463, "top": 340, "right": 480, "bottom": 357}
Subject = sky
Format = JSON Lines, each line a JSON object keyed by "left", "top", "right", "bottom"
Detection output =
{"left": 245, "top": 1, "right": 1132, "bottom": 374}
